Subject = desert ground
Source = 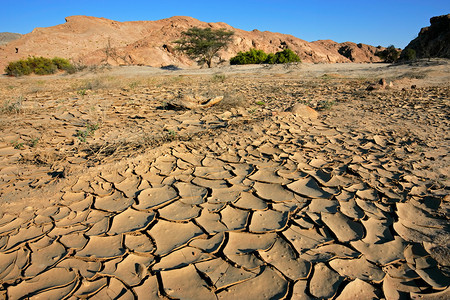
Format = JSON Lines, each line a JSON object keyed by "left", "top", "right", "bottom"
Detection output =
{"left": 0, "top": 60, "right": 449, "bottom": 299}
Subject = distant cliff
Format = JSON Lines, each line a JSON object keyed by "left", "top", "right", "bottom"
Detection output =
{"left": 402, "top": 14, "right": 450, "bottom": 59}
{"left": 0, "top": 32, "right": 22, "bottom": 46}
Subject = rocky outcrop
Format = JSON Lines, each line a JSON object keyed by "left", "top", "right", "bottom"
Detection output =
{"left": 0, "top": 15, "right": 384, "bottom": 71}
{"left": 402, "top": 14, "right": 450, "bottom": 59}
{"left": 0, "top": 32, "right": 22, "bottom": 46}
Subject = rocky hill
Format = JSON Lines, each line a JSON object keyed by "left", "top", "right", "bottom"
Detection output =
{"left": 403, "top": 14, "right": 450, "bottom": 59}
{"left": 0, "top": 15, "right": 385, "bottom": 71}
{"left": 0, "top": 32, "right": 22, "bottom": 46}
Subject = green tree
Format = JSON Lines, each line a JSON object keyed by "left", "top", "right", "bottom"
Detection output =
{"left": 174, "top": 27, "right": 234, "bottom": 68}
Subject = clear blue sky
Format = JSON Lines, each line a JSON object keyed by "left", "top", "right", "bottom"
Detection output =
{"left": 1, "top": 0, "right": 448, "bottom": 48}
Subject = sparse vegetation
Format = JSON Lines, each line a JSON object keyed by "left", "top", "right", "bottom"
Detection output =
{"left": 76, "top": 123, "right": 99, "bottom": 142}
{"left": 211, "top": 74, "right": 226, "bottom": 83}
{"left": 375, "top": 45, "right": 400, "bottom": 63}
{"left": 5, "top": 57, "right": 75, "bottom": 77}
{"left": 400, "top": 48, "right": 417, "bottom": 61}
{"left": 317, "top": 99, "right": 336, "bottom": 110}
{"left": 230, "top": 48, "right": 301, "bottom": 65}
{"left": 1, "top": 96, "right": 23, "bottom": 114}
{"left": 11, "top": 141, "right": 24, "bottom": 150}
{"left": 29, "top": 137, "right": 40, "bottom": 147}
{"left": 174, "top": 27, "right": 234, "bottom": 68}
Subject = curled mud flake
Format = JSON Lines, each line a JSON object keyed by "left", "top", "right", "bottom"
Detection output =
{"left": 189, "top": 232, "right": 225, "bottom": 254}
{"left": 194, "top": 166, "right": 233, "bottom": 180}
{"left": 76, "top": 235, "right": 125, "bottom": 260}
{"left": 224, "top": 232, "right": 277, "bottom": 256}
{"left": 160, "top": 264, "right": 216, "bottom": 300}
{"left": 174, "top": 181, "right": 208, "bottom": 203}
{"left": 282, "top": 225, "right": 333, "bottom": 253}
{"left": 94, "top": 190, "right": 134, "bottom": 212}
{"left": 192, "top": 177, "right": 229, "bottom": 189}
{"left": 220, "top": 205, "right": 250, "bottom": 231}
{"left": 196, "top": 258, "right": 259, "bottom": 290}
{"left": 25, "top": 241, "right": 67, "bottom": 277}
{"left": 249, "top": 209, "right": 289, "bottom": 233}
{"left": 287, "top": 177, "right": 334, "bottom": 199}
{"left": 7, "top": 267, "right": 77, "bottom": 300}
{"left": 336, "top": 278, "right": 380, "bottom": 300}
{"left": 61, "top": 191, "right": 86, "bottom": 204}
{"left": 101, "top": 253, "right": 153, "bottom": 286}
{"left": 134, "top": 185, "right": 178, "bottom": 210}
{"left": 158, "top": 200, "right": 201, "bottom": 221}
{"left": 154, "top": 246, "right": 213, "bottom": 271}
{"left": 209, "top": 185, "right": 248, "bottom": 204}
{"left": 90, "top": 277, "right": 134, "bottom": 300}
{"left": 68, "top": 194, "right": 94, "bottom": 212}
{"left": 321, "top": 211, "right": 364, "bottom": 242}
{"left": 108, "top": 207, "right": 155, "bottom": 235}
{"left": 301, "top": 243, "right": 360, "bottom": 262}
{"left": 309, "top": 262, "right": 344, "bottom": 299}
{"left": 148, "top": 219, "right": 204, "bottom": 256}
{"left": 361, "top": 217, "right": 394, "bottom": 244}
{"left": 133, "top": 275, "right": 162, "bottom": 299}
{"left": 124, "top": 233, "right": 155, "bottom": 254}
{"left": 216, "top": 265, "right": 289, "bottom": 300}
{"left": 351, "top": 236, "right": 406, "bottom": 265}
{"left": 196, "top": 209, "right": 228, "bottom": 234}
{"left": 307, "top": 198, "right": 339, "bottom": 213}
{"left": 5, "top": 223, "right": 53, "bottom": 251}
{"left": 329, "top": 256, "right": 386, "bottom": 283}
{"left": 59, "top": 232, "right": 88, "bottom": 250}
{"left": 233, "top": 192, "right": 268, "bottom": 210}
{"left": 73, "top": 277, "right": 108, "bottom": 298}
{"left": 248, "top": 168, "right": 290, "bottom": 184}
{"left": 54, "top": 209, "right": 90, "bottom": 227}
{"left": 253, "top": 182, "right": 295, "bottom": 202}
{"left": 114, "top": 175, "right": 141, "bottom": 198}
{"left": 338, "top": 197, "right": 365, "bottom": 219}
{"left": 258, "top": 237, "right": 311, "bottom": 280}
{"left": 292, "top": 280, "right": 313, "bottom": 300}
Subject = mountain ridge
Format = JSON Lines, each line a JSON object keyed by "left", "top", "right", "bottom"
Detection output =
{"left": 0, "top": 15, "right": 385, "bottom": 70}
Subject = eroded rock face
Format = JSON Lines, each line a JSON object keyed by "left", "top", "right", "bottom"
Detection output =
{"left": 402, "top": 14, "right": 450, "bottom": 59}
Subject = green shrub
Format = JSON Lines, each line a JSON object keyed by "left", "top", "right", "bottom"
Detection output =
{"left": 230, "top": 48, "right": 268, "bottom": 65}
{"left": 230, "top": 48, "right": 301, "bottom": 65}
{"left": 27, "top": 57, "right": 57, "bottom": 75}
{"left": 375, "top": 45, "right": 400, "bottom": 63}
{"left": 401, "top": 48, "right": 417, "bottom": 61}
{"left": 52, "top": 57, "right": 75, "bottom": 72}
{"left": 5, "top": 56, "right": 75, "bottom": 77}
{"left": 272, "top": 48, "right": 301, "bottom": 64}
{"left": 5, "top": 60, "right": 32, "bottom": 76}
{"left": 265, "top": 53, "right": 276, "bottom": 64}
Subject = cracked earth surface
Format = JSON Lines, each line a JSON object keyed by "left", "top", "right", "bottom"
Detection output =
{"left": 0, "top": 62, "right": 449, "bottom": 299}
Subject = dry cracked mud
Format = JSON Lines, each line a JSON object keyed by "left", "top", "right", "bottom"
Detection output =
{"left": 0, "top": 61, "right": 449, "bottom": 299}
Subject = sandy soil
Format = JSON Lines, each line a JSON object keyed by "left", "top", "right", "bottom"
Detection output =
{"left": 0, "top": 60, "right": 449, "bottom": 299}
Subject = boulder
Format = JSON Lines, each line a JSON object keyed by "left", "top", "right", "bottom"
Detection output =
{"left": 286, "top": 103, "right": 319, "bottom": 119}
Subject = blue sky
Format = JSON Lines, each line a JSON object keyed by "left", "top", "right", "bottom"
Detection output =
{"left": 1, "top": 0, "right": 448, "bottom": 48}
